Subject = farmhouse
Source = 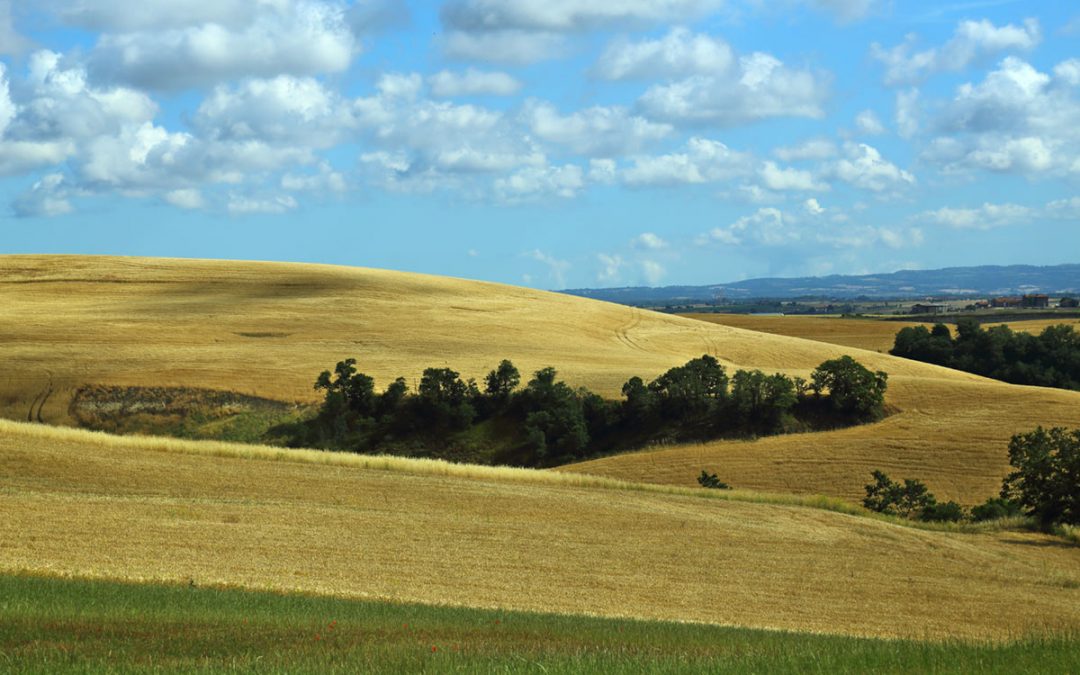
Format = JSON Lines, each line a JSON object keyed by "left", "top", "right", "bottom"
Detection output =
{"left": 991, "top": 296, "right": 1022, "bottom": 308}
{"left": 910, "top": 303, "right": 947, "bottom": 315}
{"left": 1021, "top": 294, "right": 1050, "bottom": 308}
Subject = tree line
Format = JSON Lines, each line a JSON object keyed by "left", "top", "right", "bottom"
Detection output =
{"left": 274, "top": 354, "right": 889, "bottom": 467}
{"left": 890, "top": 319, "right": 1080, "bottom": 391}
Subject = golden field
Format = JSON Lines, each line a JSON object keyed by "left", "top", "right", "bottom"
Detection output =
{"left": 2, "top": 419, "right": 1078, "bottom": 641}
{"left": 2, "top": 255, "right": 1079, "bottom": 504}
{"left": 682, "top": 313, "right": 1080, "bottom": 354}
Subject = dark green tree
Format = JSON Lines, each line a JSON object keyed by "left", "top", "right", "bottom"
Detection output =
{"left": 1001, "top": 427, "right": 1080, "bottom": 526}
{"left": 485, "top": 360, "right": 521, "bottom": 400}
{"left": 811, "top": 356, "right": 888, "bottom": 419}
{"left": 863, "top": 470, "right": 936, "bottom": 518}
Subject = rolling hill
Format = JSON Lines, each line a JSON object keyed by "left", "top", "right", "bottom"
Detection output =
{"left": 2, "top": 419, "right": 1078, "bottom": 641}
{"left": 2, "top": 255, "right": 1078, "bottom": 504}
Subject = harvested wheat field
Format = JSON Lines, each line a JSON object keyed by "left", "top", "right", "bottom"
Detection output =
{"left": 2, "top": 255, "right": 1080, "bottom": 504}
{"left": 682, "top": 313, "right": 1080, "bottom": 354}
{"left": 1, "top": 420, "right": 1078, "bottom": 641}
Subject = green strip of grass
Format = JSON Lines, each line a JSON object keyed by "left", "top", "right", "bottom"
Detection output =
{"left": 1, "top": 574, "right": 1077, "bottom": 674}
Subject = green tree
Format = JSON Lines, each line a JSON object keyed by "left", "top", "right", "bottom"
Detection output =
{"left": 1001, "top": 427, "right": 1080, "bottom": 526}
{"left": 418, "top": 367, "right": 475, "bottom": 430}
{"left": 648, "top": 355, "right": 728, "bottom": 419}
{"left": 485, "top": 360, "right": 521, "bottom": 400}
{"left": 697, "top": 470, "right": 731, "bottom": 490}
{"left": 863, "top": 470, "right": 936, "bottom": 518}
{"left": 811, "top": 356, "right": 888, "bottom": 419}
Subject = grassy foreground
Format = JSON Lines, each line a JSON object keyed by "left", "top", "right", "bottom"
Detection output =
{"left": 2, "top": 575, "right": 1077, "bottom": 674}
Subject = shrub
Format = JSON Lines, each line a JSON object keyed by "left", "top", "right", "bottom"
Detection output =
{"left": 920, "top": 501, "right": 966, "bottom": 523}
{"left": 863, "top": 470, "right": 936, "bottom": 518}
{"left": 970, "top": 497, "right": 1023, "bottom": 522}
{"left": 697, "top": 471, "right": 731, "bottom": 490}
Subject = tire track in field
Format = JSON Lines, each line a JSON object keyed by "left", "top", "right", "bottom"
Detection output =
{"left": 614, "top": 307, "right": 648, "bottom": 352}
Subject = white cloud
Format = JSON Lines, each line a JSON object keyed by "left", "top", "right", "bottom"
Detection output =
{"left": 804, "top": 197, "right": 824, "bottom": 215}
{"left": 588, "top": 158, "right": 617, "bottom": 184}
{"left": 347, "top": 0, "right": 410, "bottom": 35}
{"left": 918, "top": 202, "right": 1032, "bottom": 229}
{"left": 442, "top": 30, "right": 566, "bottom": 64}
{"left": 0, "top": 0, "right": 30, "bottom": 55}
{"left": 441, "top": 0, "right": 722, "bottom": 33}
{"left": 642, "top": 259, "right": 666, "bottom": 284}
{"left": 805, "top": 0, "right": 877, "bottom": 23}
{"left": 597, "top": 253, "right": 624, "bottom": 282}
{"left": 594, "top": 27, "right": 733, "bottom": 80}
{"left": 528, "top": 248, "right": 570, "bottom": 287}
{"left": 895, "top": 88, "right": 919, "bottom": 139}
{"left": 522, "top": 100, "right": 671, "bottom": 156}
{"left": 830, "top": 142, "right": 914, "bottom": 192}
{"left": 86, "top": 0, "right": 357, "bottom": 89}
{"left": 773, "top": 138, "right": 837, "bottom": 162}
{"left": 708, "top": 207, "right": 799, "bottom": 246}
{"left": 494, "top": 163, "right": 585, "bottom": 202}
{"left": 1055, "top": 59, "right": 1080, "bottom": 87}
{"left": 922, "top": 58, "right": 1080, "bottom": 175}
{"left": 163, "top": 188, "right": 205, "bottom": 210}
{"left": 429, "top": 69, "right": 522, "bottom": 97}
{"left": 12, "top": 173, "right": 72, "bottom": 217}
{"left": 638, "top": 51, "right": 828, "bottom": 127}
{"left": 854, "top": 109, "right": 885, "bottom": 135}
{"left": 872, "top": 18, "right": 1041, "bottom": 86}
{"left": 195, "top": 76, "right": 352, "bottom": 147}
{"left": 281, "top": 163, "right": 347, "bottom": 192}
{"left": 622, "top": 137, "right": 752, "bottom": 186}
{"left": 759, "top": 161, "right": 828, "bottom": 191}
{"left": 0, "top": 62, "right": 14, "bottom": 135}
{"left": 634, "top": 232, "right": 668, "bottom": 250}
{"left": 227, "top": 193, "right": 299, "bottom": 215}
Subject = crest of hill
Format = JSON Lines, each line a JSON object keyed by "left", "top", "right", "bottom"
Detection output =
{"left": 2, "top": 254, "right": 1078, "bottom": 503}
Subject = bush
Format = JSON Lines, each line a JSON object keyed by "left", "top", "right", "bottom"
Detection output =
{"left": 1001, "top": 427, "right": 1080, "bottom": 526}
{"left": 920, "top": 501, "right": 966, "bottom": 523}
{"left": 970, "top": 497, "right": 1023, "bottom": 522}
{"left": 697, "top": 471, "right": 731, "bottom": 490}
{"left": 863, "top": 470, "right": 935, "bottom": 518}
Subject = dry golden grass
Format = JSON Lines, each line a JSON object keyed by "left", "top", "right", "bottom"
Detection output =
{"left": 2, "top": 419, "right": 1078, "bottom": 641}
{"left": 682, "top": 313, "right": 1080, "bottom": 354}
{"left": 2, "top": 254, "right": 1079, "bottom": 504}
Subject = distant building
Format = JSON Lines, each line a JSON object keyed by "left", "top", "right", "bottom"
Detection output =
{"left": 991, "top": 296, "right": 1022, "bottom": 308}
{"left": 973, "top": 300, "right": 991, "bottom": 309}
{"left": 911, "top": 303, "right": 947, "bottom": 315}
{"left": 1021, "top": 294, "right": 1050, "bottom": 308}
{"left": 1060, "top": 297, "right": 1079, "bottom": 308}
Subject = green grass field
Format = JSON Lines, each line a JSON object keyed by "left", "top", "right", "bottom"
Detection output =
{"left": 2, "top": 575, "right": 1077, "bottom": 674}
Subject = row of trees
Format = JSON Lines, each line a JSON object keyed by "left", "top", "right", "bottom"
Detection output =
{"left": 281, "top": 354, "right": 889, "bottom": 467}
{"left": 890, "top": 319, "right": 1080, "bottom": 391}
{"left": 862, "top": 426, "right": 1079, "bottom": 527}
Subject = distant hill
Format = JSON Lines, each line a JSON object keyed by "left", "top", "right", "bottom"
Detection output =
{"left": 563, "top": 264, "right": 1080, "bottom": 304}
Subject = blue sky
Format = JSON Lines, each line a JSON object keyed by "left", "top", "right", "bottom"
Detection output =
{"left": 1, "top": 1, "right": 1078, "bottom": 289}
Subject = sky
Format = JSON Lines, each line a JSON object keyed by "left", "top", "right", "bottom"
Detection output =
{"left": 0, "top": 1, "right": 1078, "bottom": 290}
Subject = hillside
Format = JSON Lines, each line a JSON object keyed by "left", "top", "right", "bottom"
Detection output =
{"left": 680, "top": 314, "right": 1080, "bottom": 354}
{"left": 2, "top": 420, "right": 1078, "bottom": 641}
{"left": 564, "top": 263, "right": 1080, "bottom": 303}
{"left": 2, "top": 255, "right": 1079, "bottom": 503}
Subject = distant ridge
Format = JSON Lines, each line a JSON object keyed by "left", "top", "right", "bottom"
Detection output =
{"left": 563, "top": 264, "right": 1080, "bottom": 304}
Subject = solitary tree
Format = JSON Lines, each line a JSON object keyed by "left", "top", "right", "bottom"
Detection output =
{"left": 1001, "top": 427, "right": 1080, "bottom": 526}
{"left": 485, "top": 359, "right": 521, "bottom": 400}
{"left": 811, "top": 356, "right": 888, "bottom": 419}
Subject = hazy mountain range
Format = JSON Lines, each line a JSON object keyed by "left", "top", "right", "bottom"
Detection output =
{"left": 563, "top": 264, "right": 1080, "bottom": 305}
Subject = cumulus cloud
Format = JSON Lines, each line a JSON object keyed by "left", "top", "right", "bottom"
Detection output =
{"left": 872, "top": 18, "right": 1041, "bottom": 86}
{"left": 86, "top": 0, "right": 357, "bottom": 90}
{"left": 12, "top": 173, "right": 73, "bottom": 217}
{"left": 637, "top": 49, "right": 829, "bottom": 127}
{"left": 895, "top": 89, "right": 919, "bottom": 139}
{"left": 804, "top": 197, "right": 824, "bottom": 215}
{"left": 227, "top": 193, "right": 299, "bottom": 215}
{"left": 641, "top": 259, "right": 666, "bottom": 284}
{"left": 494, "top": 163, "right": 585, "bottom": 202}
{"left": 634, "top": 232, "right": 668, "bottom": 250}
{"left": 758, "top": 161, "right": 828, "bottom": 191}
{"left": 854, "top": 110, "right": 885, "bottom": 135}
{"left": 163, "top": 188, "right": 205, "bottom": 210}
{"left": 597, "top": 252, "right": 625, "bottom": 282}
{"left": 441, "top": 0, "right": 722, "bottom": 33}
{"left": 922, "top": 57, "right": 1080, "bottom": 175}
{"left": 622, "top": 137, "right": 752, "bottom": 186}
{"left": 0, "top": 0, "right": 30, "bottom": 55}
{"left": 442, "top": 30, "right": 566, "bottom": 64}
{"left": 194, "top": 76, "right": 353, "bottom": 147}
{"left": 805, "top": 0, "right": 878, "bottom": 23}
{"left": 829, "top": 142, "right": 915, "bottom": 192}
{"left": 918, "top": 202, "right": 1033, "bottom": 229}
{"left": 347, "top": 0, "right": 410, "bottom": 35}
{"left": 522, "top": 100, "right": 671, "bottom": 156}
{"left": 528, "top": 248, "right": 571, "bottom": 287}
{"left": 594, "top": 27, "right": 733, "bottom": 80}
{"left": 429, "top": 69, "right": 522, "bottom": 97}
{"left": 705, "top": 207, "right": 798, "bottom": 247}
{"left": 773, "top": 138, "right": 837, "bottom": 162}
